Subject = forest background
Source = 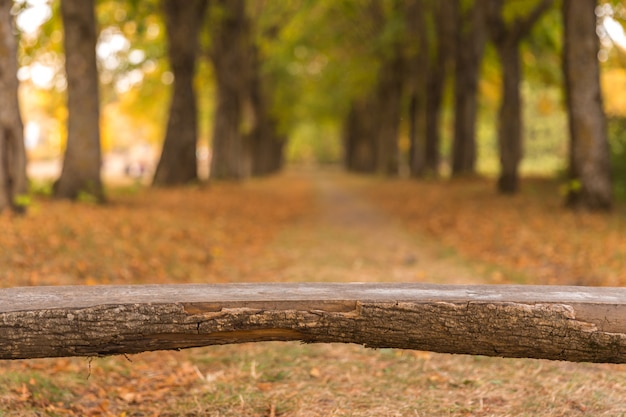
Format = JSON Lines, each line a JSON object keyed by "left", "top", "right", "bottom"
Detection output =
{"left": 4, "top": 0, "right": 626, "bottom": 205}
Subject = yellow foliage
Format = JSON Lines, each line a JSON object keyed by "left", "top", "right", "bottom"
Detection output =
{"left": 602, "top": 68, "right": 626, "bottom": 116}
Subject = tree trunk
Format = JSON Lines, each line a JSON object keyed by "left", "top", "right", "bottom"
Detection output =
{"left": 451, "top": 0, "right": 487, "bottom": 177}
{"left": 562, "top": 0, "right": 612, "bottom": 210}
{"left": 153, "top": 0, "right": 208, "bottom": 186}
{"left": 55, "top": 0, "right": 104, "bottom": 202}
{"left": 343, "top": 99, "right": 377, "bottom": 173}
{"left": 375, "top": 52, "right": 403, "bottom": 176}
{"left": 406, "top": 0, "right": 429, "bottom": 178}
{"left": 0, "top": 0, "right": 27, "bottom": 213}
{"left": 496, "top": 45, "right": 522, "bottom": 193}
{"left": 2, "top": 283, "right": 626, "bottom": 363}
{"left": 343, "top": 0, "right": 403, "bottom": 177}
{"left": 247, "top": 45, "right": 284, "bottom": 176}
{"left": 209, "top": 0, "right": 250, "bottom": 180}
{"left": 488, "top": 0, "right": 554, "bottom": 194}
{"left": 424, "top": 0, "right": 456, "bottom": 177}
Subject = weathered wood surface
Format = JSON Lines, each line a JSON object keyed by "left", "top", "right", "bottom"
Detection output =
{"left": 1, "top": 283, "right": 625, "bottom": 362}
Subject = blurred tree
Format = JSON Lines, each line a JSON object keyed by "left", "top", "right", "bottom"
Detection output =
{"left": 452, "top": 0, "right": 487, "bottom": 176}
{"left": 153, "top": 0, "right": 208, "bottom": 185}
{"left": 562, "top": 0, "right": 612, "bottom": 210}
{"left": 343, "top": 0, "right": 405, "bottom": 176}
{"left": 54, "top": 0, "right": 104, "bottom": 202}
{"left": 208, "top": 0, "right": 250, "bottom": 180}
{"left": 424, "top": 0, "right": 457, "bottom": 177}
{"left": 405, "top": 0, "right": 429, "bottom": 177}
{"left": 246, "top": 43, "right": 285, "bottom": 176}
{"left": 486, "top": 0, "right": 554, "bottom": 194}
{"left": 0, "top": 0, "right": 27, "bottom": 212}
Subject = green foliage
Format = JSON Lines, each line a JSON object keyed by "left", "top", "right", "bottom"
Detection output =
{"left": 12, "top": 194, "right": 32, "bottom": 210}
{"left": 29, "top": 180, "right": 54, "bottom": 197}
{"left": 77, "top": 190, "right": 101, "bottom": 204}
{"left": 286, "top": 122, "right": 341, "bottom": 164}
{"left": 522, "top": 4, "right": 562, "bottom": 86}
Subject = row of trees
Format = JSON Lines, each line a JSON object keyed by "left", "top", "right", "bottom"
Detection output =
{"left": 1, "top": 0, "right": 286, "bottom": 212}
{"left": 0, "top": 0, "right": 617, "bottom": 212}
{"left": 341, "top": 0, "right": 611, "bottom": 210}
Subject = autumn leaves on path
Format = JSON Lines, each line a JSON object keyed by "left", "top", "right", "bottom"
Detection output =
{"left": 252, "top": 170, "right": 485, "bottom": 285}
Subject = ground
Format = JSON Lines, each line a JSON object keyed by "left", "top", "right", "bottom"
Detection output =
{"left": 1, "top": 168, "right": 625, "bottom": 416}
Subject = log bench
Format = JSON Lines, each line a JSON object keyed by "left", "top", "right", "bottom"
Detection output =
{"left": 1, "top": 282, "right": 625, "bottom": 363}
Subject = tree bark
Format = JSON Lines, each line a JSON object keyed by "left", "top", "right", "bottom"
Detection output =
{"left": 451, "top": 0, "right": 487, "bottom": 177}
{"left": 562, "top": 0, "right": 612, "bottom": 210}
{"left": 0, "top": 0, "right": 27, "bottom": 213}
{"left": 153, "top": 0, "right": 208, "bottom": 186}
{"left": 55, "top": 0, "right": 104, "bottom": 202}
{"left": 2, "top": 283, "right": 626, "bottom": 363}
{"left": 487, "top": 0, "right": 554, "bottom": 194}
{"left": 209, "top": 0, "right": 250, "bottom": 180}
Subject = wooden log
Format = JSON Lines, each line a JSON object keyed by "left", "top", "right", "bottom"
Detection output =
{"left": 1, "top": 283, "right": 625, "bottom": 362}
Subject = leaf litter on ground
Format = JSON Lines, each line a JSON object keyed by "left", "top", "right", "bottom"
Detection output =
{"left": 1, "top": 170, "right": 625, "bottom": 416}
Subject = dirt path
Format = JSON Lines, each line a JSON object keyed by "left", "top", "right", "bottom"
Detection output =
{"left": 253, "top": 169, "right": 484, "bottom": 284}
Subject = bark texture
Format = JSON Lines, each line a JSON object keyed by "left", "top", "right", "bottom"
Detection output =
{"left": 562, "top": 0, "right": 612, "bottom": 210}
{"left": 2, "top": 283, "right": 626, "bottom": 363}
{"left": 55, "top": 0, "right": 104, "bottom": 201}
{"left": 0, "top": 0, "right": 27, "bottom": 212}
{"left": 153, "top": 0, "right": 208, "bottom": 186}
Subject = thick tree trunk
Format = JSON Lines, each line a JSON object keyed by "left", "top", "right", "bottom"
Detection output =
{"left": 55, "top": 0, "right": 104, "bottom": 202}
{"left": 562, "top": 0, "right": 612, "bottom": 210}
{"left": 209, "top": 0, "right": 250, "bottom": 180}
{"left": 451, "top": 0, "right": 487, "bottom": 177}
{"left": 153, "top": 0, "right": 207, "bottom": 186}
{"left": 2, "top": 283, "right": 626, "bottom": 363}
{"left": 0, "top": 0, "right": 27, "bottom": 212}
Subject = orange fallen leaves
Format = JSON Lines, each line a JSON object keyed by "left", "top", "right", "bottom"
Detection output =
{"left": 0, "top": 175, "right": 314, "bottom": 288}
{"left": 361, "top": 176, "right": 626, "bottom": 286}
